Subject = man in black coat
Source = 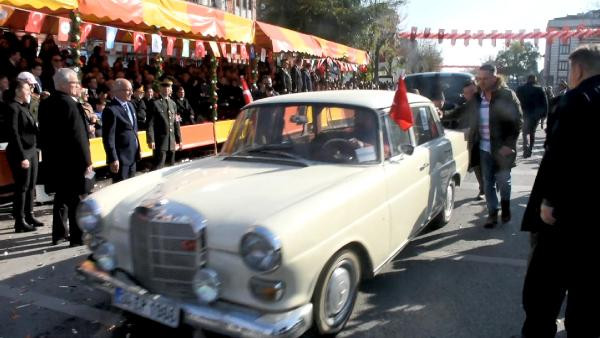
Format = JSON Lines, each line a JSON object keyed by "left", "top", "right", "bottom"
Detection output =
{"left": 466, "top": 64, "right": 522, "bottom": 228}
{"left": 516, "top": 75, "right": 548, "bottom": 158}
{"left": 291, "top": 57, "right": 303, "bottom": 93}
{"left": 131, "top": 84, "right": 147, "bottom": 130}
{"left": 520, "top": 45, "right": 600, "bottom": 338}
{"left": 102, "top": 79, "right": 140, "bottom": 183}
{"left": 146, "top": 79, "right": 181, "bottom": 169}
{"left": 38, "top": 68, "right": 92, "bottom": 246}
{"left": 173, "top": 85, "right": 196, "bottom": 125}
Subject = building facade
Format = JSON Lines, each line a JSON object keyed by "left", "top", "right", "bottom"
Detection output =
{"left": 544, "top": 10, "right": 600, "bottom": 89}
{"left": 187, "top": 0, "right": 256, "bottom": 20}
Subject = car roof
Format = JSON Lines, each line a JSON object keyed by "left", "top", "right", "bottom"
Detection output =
{"left": 405, "top": 72, "right": 474, "bottom": 78}
{"left": 246, "top": 90, "right": 431, "bottom": 110}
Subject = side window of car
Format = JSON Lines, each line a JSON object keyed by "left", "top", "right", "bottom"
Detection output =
{"left": 412, "top": 106, "right": 433, "bottom": 145}
{"left": 384, "top": 115, "right": 411, "bottom": 157}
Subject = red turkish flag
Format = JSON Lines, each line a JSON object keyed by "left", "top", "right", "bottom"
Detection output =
{"left": 240, "top": 76, "right": 253, "bottom": 105}
{"left": 57, "top": 17, "right": 71, "bottom": 42}
{"left": 133, "top": 32, "right": 146, "bottom": 53}
{"left": 166, "top": 37, "right": 176, "bottom": 56}
{"left": 80, "top": 23, "right": 93, "bottom": 43}
{"left": 25, "top": 12, "right": 46, "bottom": 33}
{"left": 194, "top": 41, "right": 206, "bottom": 59}
{"left": 389, "top": 77, "right": 413, "bottom": 131}
{"left": 240, "top": 45, "right": 249, "bottom": 61}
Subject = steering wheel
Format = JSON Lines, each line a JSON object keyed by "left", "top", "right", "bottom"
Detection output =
{"left": 320, "top": 138, "right": 357, "bottom": 163}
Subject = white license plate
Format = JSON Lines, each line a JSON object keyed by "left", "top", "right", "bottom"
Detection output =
{"left": 113, "top": 287, "right": 181, "bottom": 328}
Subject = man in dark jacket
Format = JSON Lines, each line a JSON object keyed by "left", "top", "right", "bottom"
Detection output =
{"left": 146, "top": 79, "right": 181, "bottom": 169}
{"left": 38, "top": 68, "right": 92, "bottom": 246}
{"left": 516, "top": 75, "right": 548, "bottom": 158}
{"left": 467, "top": 64, "right": 522, "bottom": 227}
{"left": 102, "top": 79, "right": 140, "bottom": 182}
{"left": 131, "top": 84, "right": 147, "bottom": 130}
{"left": 291, "top": 57, "right": 303, "bottom": 93}
{"left": 301, "top": 62, "right": 313, "bottom": 92}
{"left": 520, "top": 44, "right": 600, "bottom": 338}
{"left": 173, "top": 85, "right": 196, "bottom": 125}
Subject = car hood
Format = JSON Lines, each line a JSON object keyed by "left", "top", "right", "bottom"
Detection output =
{"left": 121, "top": 156, "right": 369, "bottom": 252}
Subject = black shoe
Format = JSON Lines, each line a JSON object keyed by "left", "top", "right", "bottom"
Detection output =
{"left": 484, "top": 211, "right": 498, "bottom": 229}
{"left": 52, "top": 236, "right": 69, "bottom": 246}
{"left": 15, "top": 221, "right": 35, "bottom": 233}
{"left": 501, "top": 200, "right": 511, "bottom": 223}
{"left": 69, "top": 241, "right": 83, "bottom": 248}
{"left": 476, "top": 191, "right": 485, "bottom": 200}
{"left": 26, "top": 215, "right": 45, "bottom": 227}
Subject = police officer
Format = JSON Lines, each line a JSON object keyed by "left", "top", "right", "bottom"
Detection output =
{"left": 146, "top": 78, "right": 181, "bottom": 169}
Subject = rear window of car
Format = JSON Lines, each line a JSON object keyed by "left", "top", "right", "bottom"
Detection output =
{"left": 405, "top": 73, "right": 473, "bottom": 105}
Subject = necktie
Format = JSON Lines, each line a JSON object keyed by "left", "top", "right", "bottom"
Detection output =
{"left": 123, "top": 102, "right": 134, "bottom": 126}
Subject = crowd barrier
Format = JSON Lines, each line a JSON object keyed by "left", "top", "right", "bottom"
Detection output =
{"left": 0, "top": 120, "right": 236, "bottom": 186}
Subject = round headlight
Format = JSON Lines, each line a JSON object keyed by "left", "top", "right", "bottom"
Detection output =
{"left": 192, "top": 269, "right": 220, "bottom": 304}
{"left": 95, "top": 242, "right": 116, "bottom": 271}
{"left": 76, "top": 198, "right": 102, "bottom": 234}
{"left": 240, "top": 227, "right": 281, "bottom": 272}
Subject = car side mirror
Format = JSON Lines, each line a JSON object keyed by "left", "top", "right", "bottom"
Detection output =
{"left": 400, "top": 144, "right": 414, "bottom": 155}
{"left": 290, "top": 114, "right": 308, "bottom": 125}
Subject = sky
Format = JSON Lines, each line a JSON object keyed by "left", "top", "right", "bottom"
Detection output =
{"left": 402, "top": 0, "right": 597, "bottom": 71}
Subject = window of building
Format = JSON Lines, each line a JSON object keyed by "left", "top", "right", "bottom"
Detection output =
{"left": 559, "top": 41, "right": 570, "bottom": 55}
{"left": 559, "top": 61, "right": 569, "bottom": 71}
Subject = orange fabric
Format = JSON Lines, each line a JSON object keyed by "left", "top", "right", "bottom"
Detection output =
{"left": 255, "top": 21, "right": 322, "bottom": 56}
{"left": 0, "top": 0, "right": 76, "bottom": 12}
{"left": 180, "top": 123, "right": 216, "bottom": 149}
{"left": 187, "top": 3, "right": 224, "bottom": 38}
{"left": 78, "top": 0, "right": 144, "bottom": 25}
{"left": 315, "top": 37, "right": 369, "bottom": 65}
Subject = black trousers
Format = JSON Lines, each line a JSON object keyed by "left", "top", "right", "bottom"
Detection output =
{"left": 153, "top": 150, "right": 175, "bottom": 169}
{"left": 8, "top": 152, "right": 38, "bottom": 224}
{"left": 112, "top": 162, "right": 136, "bottom": 183}
{"left": 52, "top": 189, "right": 83, "bottom": 244}
{"left": 522, "top": 229, "right": 600, "bottom": 338}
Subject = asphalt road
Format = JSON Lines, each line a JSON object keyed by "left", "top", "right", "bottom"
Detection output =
{"left": 0, "top": 128, "right": 557, "bottom": 338}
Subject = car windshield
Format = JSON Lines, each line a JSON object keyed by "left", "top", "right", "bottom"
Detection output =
{"left": 221, "top": 104, "right": 381, "bottom": 165}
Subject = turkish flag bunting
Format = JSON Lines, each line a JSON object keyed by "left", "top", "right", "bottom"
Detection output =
{"left": 219, "top": 42, "right": 228, "bottom": 58}
{"left": 389, "top": 77, "right": 413, "bottom": 131}
{"left": 231, "top": 43, "right": 238, "bottom": 59}
{"left": 240, "top": 45, "right": 249, "bottom": 60}
{"left": 80, "top": 23, "right": 93, "bottom": 43}
{"left": 133, "top": 32, "right": 146, "bottom": 53}
{"left": 25, "top": 12, "right": 46, "bottom": 33}
{"left": 166, "top": 37, "right": 176, "bottom": 56}
{"left": 57, "top": 18, "right": 71, "bottom": 42}
{"left": 208, "top": 41, "right": 221, "bottom": 57}
{"left": 194, "top": 41, "right": 206, "bottom": 59}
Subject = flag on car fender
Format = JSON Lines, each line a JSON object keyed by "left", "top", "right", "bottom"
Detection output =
{"left": 389, "top": 77, "right": 413, "bottom": 131}
{"left": 240, "top": 76, "right": 253, "bottom": 105}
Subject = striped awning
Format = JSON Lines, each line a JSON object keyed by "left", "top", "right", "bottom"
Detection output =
{"left": 255, "top": 21, "right": 322, "bottom": 56}
{"left": 0, "top": 0, "right": 76, "bottom": 13}
{"left": 315, "top": 37, "right": 370, "bottom": 65}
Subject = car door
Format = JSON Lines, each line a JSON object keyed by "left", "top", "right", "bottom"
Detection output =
{"left": 382, "top": 110, "right": 431, "bottom": 251}
{"left": 416, "top": 105, "right": 454, "bottom": 223}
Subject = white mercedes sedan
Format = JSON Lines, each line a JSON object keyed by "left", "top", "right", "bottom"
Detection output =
{"left": 76, "top": 90, "right": 469, "bottom": 337}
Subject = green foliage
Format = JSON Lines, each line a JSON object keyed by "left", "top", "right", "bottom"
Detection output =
{"left": 494, "top": 42, "right": 540, "bottom": 83}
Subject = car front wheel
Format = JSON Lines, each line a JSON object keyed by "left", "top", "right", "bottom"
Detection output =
{"left": 312, "top": 249, "right": 361, "bottom": 335}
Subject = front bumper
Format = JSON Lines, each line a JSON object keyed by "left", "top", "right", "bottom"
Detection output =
{"left": 77, "top": 260, "right": 313, "bottom": 338}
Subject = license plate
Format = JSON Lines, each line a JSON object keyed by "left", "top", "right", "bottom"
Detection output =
{"left": 113, "top": 287, "right": 181, "bottom": 328}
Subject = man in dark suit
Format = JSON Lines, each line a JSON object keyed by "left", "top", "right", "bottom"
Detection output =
{"left": 146, "top": 79, "right": 181, "bottom": 169}
{"left": 38, "top": 68, "right": 92, "bottom": 246}
{"left": 520, "top": 44, "right": 600, "bottom": 338}
{"left": 102, "top": 79, "right": 140, "bottom": 182}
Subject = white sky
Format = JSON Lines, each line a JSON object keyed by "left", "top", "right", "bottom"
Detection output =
{"left": 402, "top": 0, "right": 597, "bottom": 71}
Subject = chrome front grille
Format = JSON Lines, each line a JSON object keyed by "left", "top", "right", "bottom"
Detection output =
{"left": 130, "top": 201, "right": 207, "bottom": 299}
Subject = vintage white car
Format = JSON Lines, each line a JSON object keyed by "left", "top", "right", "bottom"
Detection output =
{"left": 77, "top": 90, "right": 469, "bottom": 337}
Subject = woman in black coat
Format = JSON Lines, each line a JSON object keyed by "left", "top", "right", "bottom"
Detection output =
{"left": 6, "top": 80, "right": 44, "bottom": 232}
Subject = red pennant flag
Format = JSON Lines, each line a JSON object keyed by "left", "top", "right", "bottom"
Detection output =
{"left": 518, "top": 29, "right": 526, "bottom": 45}
{"left": 505, "top": 30, "right": 512, "bottom": 47}
{"left": 133, "top": 32, "right": 146, "bottom": 53}
{"left": 25, "top": 12, "right": 46, "bottom": 33}
{"left": 389, "top": 77, "right": 413, "bottom": 131}
{"left": 478, "top": 30, "right": 484, "bottom": 46}
{"left": 464, "top": 30, "right": 471, "bottom": 46}
{"left": 450, "top": 29, "right": 458, "bottom": 46}
{"left": 240, "top": 44, "right": 249, "bottom": 61}
{"left": 166, "top": 37, "right": 175, "bottom": 56}
{"left": 240, "top": 76, "right": 253, "bottom": 105}
{"left": 194, "top": 41, "right": 206, "bottom": 59}
{"left": 0, "top": 6, "right": 15, "bottom": 26}
{"left": 423, "top": 28, "right": 431, "bottom": 38}
{"left": 57, "top": 17, "right": 71, "bottom": 42}
{"left": 491, "top": 30, "right": 498, "bottom": 47}
{"left": 231, "top": 43, "right": 238, "bottom": 59}
{"left": 410, "top": 26, "right": 418, "bottom": 41}
{"left": 438, "top": 29, "right": 445, "bottom": 44}
{"left": 80, "top": 23, "right": 93, "bottom": 43}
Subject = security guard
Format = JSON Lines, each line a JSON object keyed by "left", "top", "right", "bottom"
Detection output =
{"left": 146, "top": 78, "right": 182, "bottom": 169}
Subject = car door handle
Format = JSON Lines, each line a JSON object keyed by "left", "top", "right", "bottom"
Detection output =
{"left": 420, "top": 163, "right": 429, "bottom": 171}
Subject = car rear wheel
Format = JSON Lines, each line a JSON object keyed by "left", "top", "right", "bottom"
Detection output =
{"left": 312, "top": 249, "right": 361, "bottom": 335}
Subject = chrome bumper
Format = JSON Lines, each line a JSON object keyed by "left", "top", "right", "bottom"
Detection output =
{"left": 77, "top": 260, "right": 313, "bottom": 338}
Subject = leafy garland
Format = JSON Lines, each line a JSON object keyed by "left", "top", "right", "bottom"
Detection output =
{"left": 209, "top": 56, "right": 218, "bottom": 121}
{"left": 68, "top": 10, "right": 83, "bottom": 76}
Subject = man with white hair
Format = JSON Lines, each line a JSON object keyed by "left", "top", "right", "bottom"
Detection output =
{"left": 38, "top": 68, "right": 91, "bottom": 247}
{"left": 102, "top": 78, "right": 140, "bottom": 182}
